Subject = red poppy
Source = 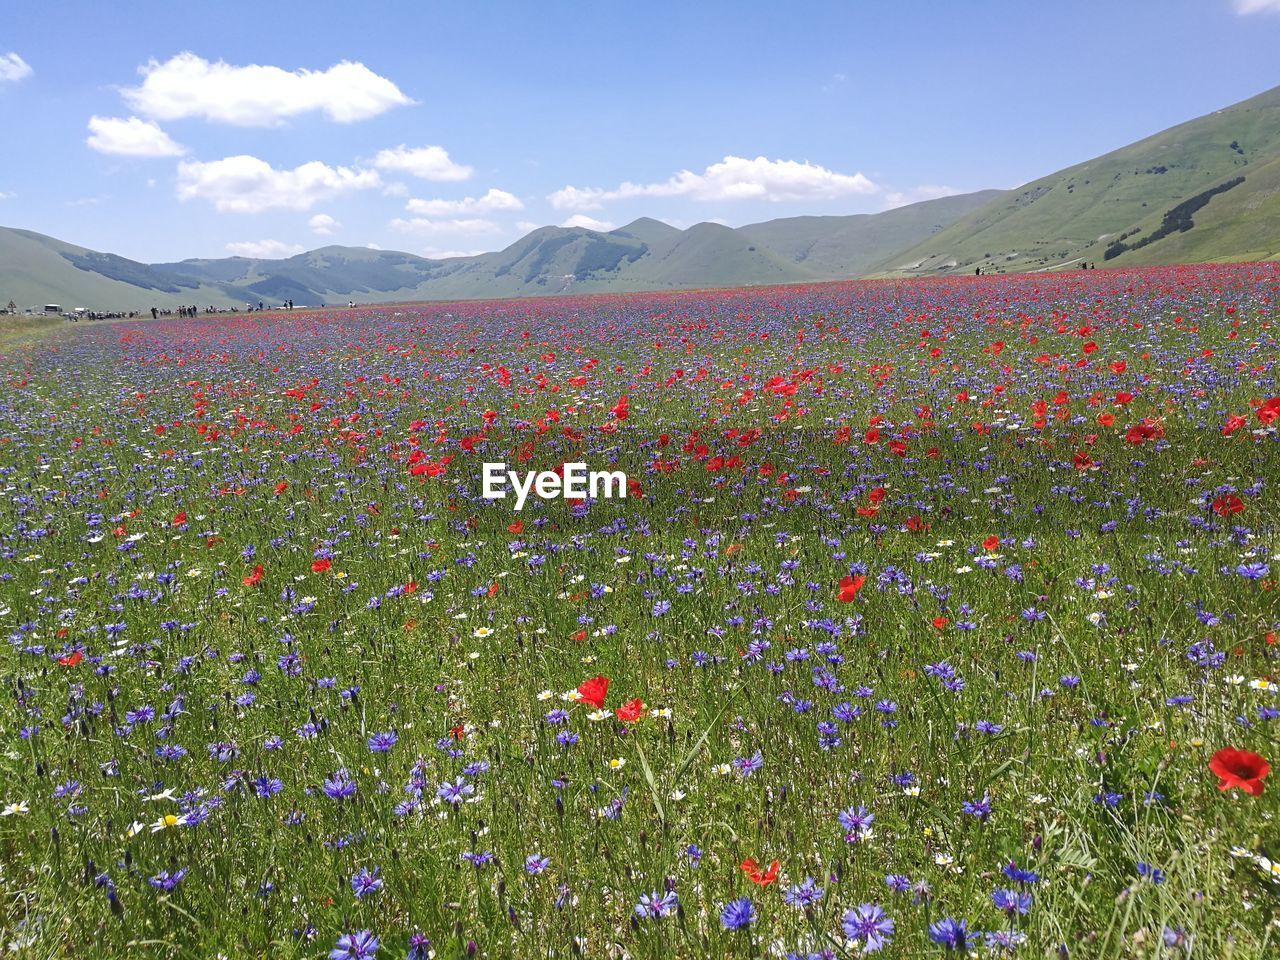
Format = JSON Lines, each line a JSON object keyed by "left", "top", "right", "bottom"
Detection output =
{"left": 172, "top": 512, "right": 187, "bottom": 526}
{"left": 982, "top": 535, "right": 999, "bottom": 552}
{"left": 932, "top": 616, "right": 949, "bottom": 629}
{"left": 58, "top": 650, "right": 83, "bottom": 667}
{"left": 1072, "top": 450, "right": 1095, "bottom": 470}
{"left": 576, "top": 675, "right": 609, "bottom": 708}
{"left": 1208, "top": 747, "right": 1270, "bottom": 797}
{"left": 311, "top": 558, "right": 332, "bottom": 573}
{"left": 837, "top": 574, "right": 865, "bottom": 603}
{"left": 740, "top": 857, "right": 780, "bottom": 886}
{"left": 243, "top": 564, "right": 264, "bottom": 586}
{"left": 1125, "top": 419, "right": 1164, "bottom": 445}
{"left": 616, "top": 698, "right": 645, "bottom": 722}
{"left": 1222, "top": 414, "right": 1247, "bottom": 436}
{"left": 1212, "top": 494, "right": 1244, "bottom": 517}
{"left": 507, "top": 520, "right": 524, "bottom": 534}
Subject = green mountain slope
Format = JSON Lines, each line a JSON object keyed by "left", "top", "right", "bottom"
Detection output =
{"left": 877, "top": 84, "right": 1280, "bottom": 275}
{"left": 0, "top": 228, "right": 241, "bottom": 310}
{"left": 3, "top": 187, "right": 996, "bottom": 309}
{"left": 609, "top": 217, "right": 683, "bottom": 246}
{"left": 1102, "top": 152, "right": 1280, "bottom": 265}
{"left": 738, "top": 190, "right": 1007, "bottom": 276}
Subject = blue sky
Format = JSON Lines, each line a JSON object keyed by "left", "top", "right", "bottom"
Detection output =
{"left": 2, "top": 0, "right": 1279, "bottom": 263}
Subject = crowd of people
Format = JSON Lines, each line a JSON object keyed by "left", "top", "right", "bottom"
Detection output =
{"left": 147, "top": 299, "right": 304, "bottom": 319}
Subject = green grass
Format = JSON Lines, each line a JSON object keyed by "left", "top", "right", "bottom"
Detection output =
{"left": 0, "top": 273, "right": 1278, "bottom": 958}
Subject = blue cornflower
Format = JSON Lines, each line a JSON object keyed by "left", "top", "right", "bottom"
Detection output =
{"left": 991, "top": 887, "right": 1032, "bottom": 915}
{"left": 350, "top": 867, "right": 383, "bottom": 899}
{"left": 406, "top": 934, "right": 431, "bottom": 960}
{"left": 330, "top": 930, "right": 379, "bottom": 959}
{"left": 1136, "top": 862, "right": 1166, "bottom": 884}
{"left": 321, "top": 771, "right": 356, "bottom": 801}
{"left": 634, "top": 890, "right": 679, "bottom": 919}
{"left": 838, "top": 804, "right": 875, "bottom": 841}
{"left": 961, "top": 793, "right": 991, "bottom": 821}
{"left": 148, "top": 868, "right": 187, "bottom": 891}
{"left": 524, "top": 853, "right": 551, "bottom": 875}
{"left": 928, "top": 917, "right": 978, "bottom": 950}
{"left": 1002, "top": 861, "right": 1040, "bottom": 885}
{"left": 842, "top": 903, "right": 894, "bottom": 952}
{"left": 437, "top": 777, "right": 474, "bottom": 805}
{"left": 884, "top": 873, "right": 912, "bottom": 892}
{"left": 720, "top": 897, "right": 756, "bottom": 931}
{"left": 366, "top": 731, "right": 397, "bottom": 753}
{"left": 782, "top": 876, "right": 824, "bottom": 908}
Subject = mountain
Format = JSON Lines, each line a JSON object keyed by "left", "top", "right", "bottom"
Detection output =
{"left": 608, "top": 216, "right": 683, "bottom": 246}
{"left": 1, "top": 190, "right": 989, "bottom": 309}
{"left": 877, "top": 84, "right": 1280, "bottom": 275}
{"left": 0, "top": 228, "right": 242, "bottom": 310}
{"left": 738, "top": 190, "right": 1005, "bottom": 277}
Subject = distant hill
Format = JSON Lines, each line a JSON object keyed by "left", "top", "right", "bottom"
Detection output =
{"left": 0, "top": 228, "right": 242, "bottom": 310}
{"left": 877, "top": 84, "right": 1280, "bottom": 275}
{"left": 738, "top": 190, "right": 1005, "bottom": 277}
{"left": 1, "top": 189, "right": 990, "bottom": 309}
{"left": 5, "top": 83, "right": 1280, "bottom": 311}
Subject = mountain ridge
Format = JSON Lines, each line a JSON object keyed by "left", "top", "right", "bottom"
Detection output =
{"left": 0, "top": 189, "right": 999, "bottom": 310}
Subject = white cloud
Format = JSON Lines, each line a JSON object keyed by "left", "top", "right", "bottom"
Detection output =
{"left": 373, "top": 145, "right": 473, "bottom": 181}
{"left": 389, "top": 217, "right": 502, "bottom": 235}
{"left": 176, "top": 155, "right": 381, "bottom": 212}
{"left": 405, "top": 188, "right": 522, "bottom": 216}
{"left": 225, "top": 239, "right": 306, "bottom": 258}
{"left": 515, "top": 220, "right": 540, "bottom": 232}
{"left": 86, "top": 116, "right": 186, "bottom": 157}
{"left": 881, "top": 184, "right": 962, "bottom": 209}
{"left": 422, "top": 249, "right": 489, "bottom": 259}
{"left": 0, "top": 191, "right": 14, "bottom": 201}
{"left": 0, "top": 53, "right": 32, "bottom": 83}
{"left": 1236, "top": 0, "right": 1280, "bottom": 13}
{"left": 308, "top": 213, "right": 339, "bottom": 235}
{"left": 561, "top": 214, "right": 616, "bottom": 231}
{"left": 122, "top": 52, "right": 412, "bottom": 126}
{"left": 549, "top": 156, "right": 877, "bottom": 209}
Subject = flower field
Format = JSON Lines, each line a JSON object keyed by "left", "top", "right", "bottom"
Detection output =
{"left": 1, "top": 265, "right": 1278, "bottom": 958}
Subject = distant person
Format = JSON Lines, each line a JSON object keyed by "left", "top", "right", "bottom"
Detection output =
{"left": 151, "top": 306, "right": 158, "bottom": 319}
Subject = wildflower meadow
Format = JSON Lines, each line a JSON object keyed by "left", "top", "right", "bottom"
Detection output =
{"left": 1, "top": 265, "right": 1278, "bottom": 958}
